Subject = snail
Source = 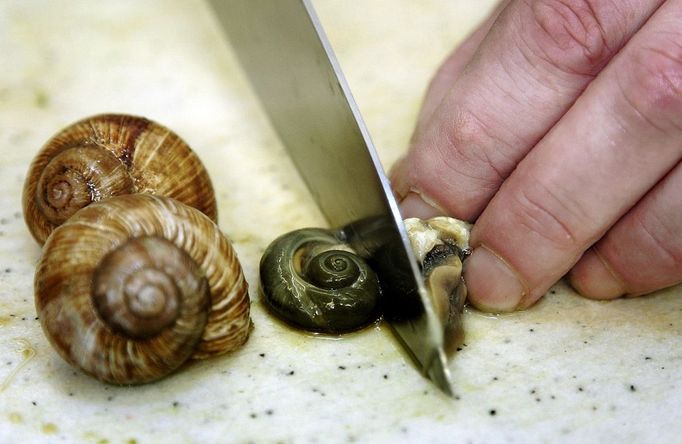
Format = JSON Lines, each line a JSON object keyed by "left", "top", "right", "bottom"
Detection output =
{"left": 35, "top": 194, "right": 251, "bottom": 384}
{"left": 405, "top": 217, "right": 472, "bottom": 353}
{"left": 23, "top": 113, "right": 217, "bottom": 245}
{"left": 259, "top": 228, "right": 382, "bottom": 333}
{"left": 259, "top": 217, "right": 471, "bottom": 348}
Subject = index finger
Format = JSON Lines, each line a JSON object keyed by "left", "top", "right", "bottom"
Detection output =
{"left": 392, "top": 0, "right": 661, "bottom": 220}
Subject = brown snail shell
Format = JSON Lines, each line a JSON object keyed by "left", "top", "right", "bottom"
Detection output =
{"left": 35, "top": 194, "right": 250, "bottom": 384}
{"left": 23, "top": 114, "right": 217, "bottom": 245}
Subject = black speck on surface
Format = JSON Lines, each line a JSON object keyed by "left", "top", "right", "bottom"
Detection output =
{"left": 383, "top": 374, "right": 388, "bottom": 380}
{"left": 529, "top": 328, "right": 534, "bottom": 332}
{"left": 173, "top": 401, "right": 179, "bottom": 407}
{"left": 250, "top": 413, "right": 257, "bottom": 419}
{"left": 107, "top": 396, "right": 113, "bottom": 401}
{"left": 456, "top": 347, "right": 463, "bottom": 352}
{"left": 287, "top": 370, "right": 295, "bottom": 376}
{"left": 338, "top": 366, "right": 346, "bottom": 370}
{"left": 6, "top": 361, "right": 12, "bottom": 365}
{"left": 4, "top": 268, "right": 10, "bottom": 273}
{"left": 578, "top": 386, "right": 584, "bottom": 392}
{"left": 259, "top": 353, "right": 266, "bottom": 358}
{"left": 489, "top": 409, "right": 497, "bottom": 416}
{"left": 644, "top": 356, "right": 652, "bottom": 360}
{"left": 312, "top": 387, "right": 326, "bottom": 397}
{"left": 550, "top": 290, "right": 556, "bottom": 294}
{"left": 266, "top": 409, "right": 274, "bottom": 416}
{"left": 492, "top": 376, "right": 498, "bottom": 381}
{"left": 31, "top": 401, "right": 37, "bottom": 406}
{"left": 68, "top": 393, "right": 74, "bottom": 397}
{"left": 630, "top": 385, "right": 636, "bottom": 392}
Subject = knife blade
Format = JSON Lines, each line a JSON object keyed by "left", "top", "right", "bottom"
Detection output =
{"left": 209, "top": 0, "right": 454, "bottom": 395}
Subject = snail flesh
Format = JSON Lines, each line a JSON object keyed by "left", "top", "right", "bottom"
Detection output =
{"left": 259, "top": 217, "right": 471, "bottom": 349}
{"left": 23, "top": 114, "right": 217, "bottom": 245}
{"left": 259, "top": 228, "right": 382, "bottom": 333}
{"left": 405, "top": 217, "right": 472, "bottom": 353}
{"left": 35, "top": 194, "right": 251, "bottom": 384}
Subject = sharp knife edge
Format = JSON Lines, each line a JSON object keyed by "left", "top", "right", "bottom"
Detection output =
{"left": 209, "top": 0, "right": 453, "bottom": 395}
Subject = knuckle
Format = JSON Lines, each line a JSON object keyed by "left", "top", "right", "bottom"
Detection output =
{"left": 635, "top": 211, "right": 682, "bottom": 276}
{"left": 620, "top": 33, "right": 682, "bottom": 131}
{"left": 440, "top": 109, "right": 517, "bottom": 189}
{"left": 508, "top": 180, "right": 584, "bottom": 252}
{"left": 528, "top": 0, "right": 617, "bottom": 76}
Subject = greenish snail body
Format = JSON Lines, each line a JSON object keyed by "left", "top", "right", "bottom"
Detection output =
{"left": 259, "top": 228, "right": 382, "bottom": 333}
{"left": 23, "top": 114, "right": 217, "bottom": 245}
{"left": 35, "top": 194, "right": 251, "bottom": 384}
{"left": 259, "top": 217, "right": 471, "bottom": 345}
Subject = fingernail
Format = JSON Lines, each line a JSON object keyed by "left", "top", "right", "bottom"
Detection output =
{"left": 464, "top": 246, "right": 526, "bottom": 312}
{"left": 399, "top": 192, "right": 443, "bottom": 219}
{"left": 568, "top": 249, "right": 626, "bottom": 300}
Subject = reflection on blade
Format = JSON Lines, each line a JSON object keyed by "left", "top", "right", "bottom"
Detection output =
{"left": 209, "top": 0, "right": 454, "bottom": 395}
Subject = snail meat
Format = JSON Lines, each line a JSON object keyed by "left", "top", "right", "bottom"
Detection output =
{"left": 405, "top": 217, "right": 472, "bottom": 353}
{"left": 23, "top": 113, "right": 217, "bottom": 245}
{"left": 260, "top": 217, "right": 471, "bottom": 349}
{"left": 259, "top": 228, "right": 382, "bottom": 333}
{"left": 35, "top": 194, "right": 251, "bottom": 384}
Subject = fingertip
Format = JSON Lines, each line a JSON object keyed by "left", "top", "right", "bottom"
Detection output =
{"left": 568, "top": 248, "right": 627, "bottom": 300}
{"left": 463, "top": 245, "right": 528, "bottom": 312}
{"left": 398, "top": 192, "right": 444, "bottom": 219}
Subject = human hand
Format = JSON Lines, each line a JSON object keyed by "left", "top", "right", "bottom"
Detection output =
{"left": 391, "top": 0, "right": 682, "bottom": 312}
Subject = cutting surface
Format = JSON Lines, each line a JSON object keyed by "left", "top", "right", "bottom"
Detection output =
{"left": 0, "top": 1, "right": 680, "bottom": 442}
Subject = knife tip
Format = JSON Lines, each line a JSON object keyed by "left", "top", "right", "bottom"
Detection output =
{"left": 425, "top": 349, "right": 454, "bottom": 397}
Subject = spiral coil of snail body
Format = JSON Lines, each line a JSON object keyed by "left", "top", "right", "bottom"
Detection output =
{"left": 260, "top": 228, "right": 381, "bottom": 333}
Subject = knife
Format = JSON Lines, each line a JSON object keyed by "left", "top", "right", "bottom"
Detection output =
{"left": 209, "top": 0, "right": 454, "bottom": 395}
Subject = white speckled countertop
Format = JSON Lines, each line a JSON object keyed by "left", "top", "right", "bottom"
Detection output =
{"left": 0, "top": 1, "right": 680, "bottom": 443}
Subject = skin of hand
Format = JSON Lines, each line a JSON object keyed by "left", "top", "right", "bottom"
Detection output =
{"left": 391, "top": 0, "right": 682, "bottom": 312}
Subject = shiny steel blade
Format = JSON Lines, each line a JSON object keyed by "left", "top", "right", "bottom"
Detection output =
{"left": 210, "top": 0, "right": 453, "bottom": 395}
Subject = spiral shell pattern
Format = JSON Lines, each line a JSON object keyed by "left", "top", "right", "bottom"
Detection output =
{"left": 35, "top": 194, "right": 250, "bottom": 384}
{"left": 23, "top": 114, "right": 217, "bottom": 244}
{"left": 260, "top": 228, "right": 381, "bottom": 333}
